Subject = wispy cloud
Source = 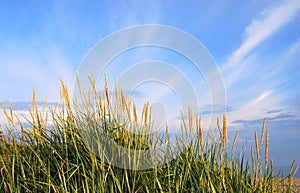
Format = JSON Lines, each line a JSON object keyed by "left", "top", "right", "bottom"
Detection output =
{"left": 223, "top": 0, "right": 300, "bottom": 71}
{"left": 226, "top": 90, "right": 273, "bottom": 127}
{"left": 266, "top": 109, "right": 282, "bottom": 114}
{"left": 218, "top": 0, "right": 300, "bottom": 130}
{"left": 222, "top": 0, "right": 300, "bottom": 92}
{"left": 0, "top": 45, "right": 74, "bottom": 102}
{"left": 249, "top": 90, "right": 272, "bottom": 106}
{"left": 233, "top": 112, "right": 296, "bottom": 125}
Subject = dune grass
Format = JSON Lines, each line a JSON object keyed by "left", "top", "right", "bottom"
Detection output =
{"left": 0, "top": 77, "right": 299, "bottom": 193}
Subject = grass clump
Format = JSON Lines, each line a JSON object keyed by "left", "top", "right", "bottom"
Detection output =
{"left": 0, "top": 76, "right": 299, "bottom": 193}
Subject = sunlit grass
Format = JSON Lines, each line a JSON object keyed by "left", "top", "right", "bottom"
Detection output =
{"left": 0, "top": 76, "right": 299, "bottom": 192}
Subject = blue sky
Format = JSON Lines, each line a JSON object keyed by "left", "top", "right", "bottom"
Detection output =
{"left": 0, "top": 0, "right": 300, "bottom": 171}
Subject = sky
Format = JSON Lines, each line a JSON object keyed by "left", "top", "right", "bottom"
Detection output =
{"left": 0, "top": 0, "right": 300, "bottom": 173}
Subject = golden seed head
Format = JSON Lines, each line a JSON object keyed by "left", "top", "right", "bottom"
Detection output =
{"left": 265, "top": 129, "right": 269, "bottom": 168}
{"left": 289, "top": 160, "right": 296, "bottom": 175}
{"left": 223, "top": 113, "right": 227, "bottom": 146}
{"left": 260, "top": 118, "right": 266, "bottom": 150}
{"left": 254, "top": 131, "right": 261, "bottom": 167}
{"left": 188, "top": 107, "right": 193, "bottom": 134}
{"left": 133, "top": 103, "right": 138, "bottom": 123}
{"left": 180, "top": 110, "right": 187, "bottom": 132}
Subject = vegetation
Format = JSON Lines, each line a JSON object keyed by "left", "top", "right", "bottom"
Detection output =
{"left": 0, "top": 76, "right": 298, "bottom": 192}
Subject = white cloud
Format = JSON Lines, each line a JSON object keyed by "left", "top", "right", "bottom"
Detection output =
{"left": 284, "top": 37, "right": 300, "bottom": 58}
{"left": 249, "top": 90, "right": 272, "bottom": 106}
{"left": 223, "top": 0, "right": 300, "bottom": 72}
{"left": 225, "top": 36, "right": 300, "bottom": 128}
{"left": 227, "top": 90, "right": 274, "bottom": 127}
{"left": 0, "top": 45, "right": 74, "bottom": 102}
{"left": 219, "top": 1, "right": 300, "bottom": 125}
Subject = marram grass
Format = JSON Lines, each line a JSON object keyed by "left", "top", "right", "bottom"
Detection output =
{"left": 0, "top": 77, "right": 299, "bottom": 193}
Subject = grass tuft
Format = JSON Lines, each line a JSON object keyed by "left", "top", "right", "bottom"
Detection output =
{"left": 0, "top": 77, "right": 299, "bottom": 192}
